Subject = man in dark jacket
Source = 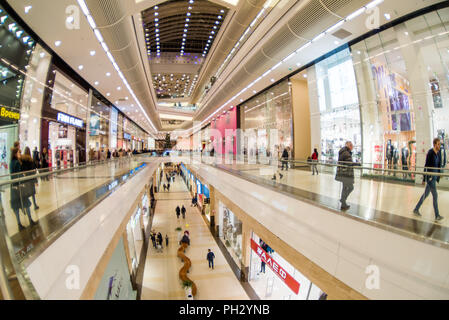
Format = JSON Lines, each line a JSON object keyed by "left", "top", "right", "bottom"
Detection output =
{"left": 176, "top": 206, "right": 181, "bottom": 219}
{"left": 414, "top": 138, "right": 444, "bottom": 221}
{"left": 335, "top": 142, "right": 356, "bottom": 211}
{"left": 207, "top": 249, "right": 215, "bottom": 270}
{"left": 281, "top": 147, "right": 289, "bottom": 171}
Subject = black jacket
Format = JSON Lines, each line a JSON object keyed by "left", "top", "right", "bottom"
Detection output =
{"left": 282, "top": 149, "right": 289, "bottom": 159}
{"left": 424, "top": 148, "right": 441, "bottom": 183}
{"left": 335, "top": 146, "right": 355, "bottom": 183}
{"left": 207, "top": 252, "right": 215, "bottom": 261}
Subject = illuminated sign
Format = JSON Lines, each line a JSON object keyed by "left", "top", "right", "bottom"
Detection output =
{"left": 0, "top": 107, "right": 20, "bottom": 121}
{"left": 57, "top": 112, "right": 84, "bottom": 128}
{"left": 251, "top": 239, "right": 300, "bottom": 294}
{"left": 124, "top": 133, "right": 131, "bottom": 140}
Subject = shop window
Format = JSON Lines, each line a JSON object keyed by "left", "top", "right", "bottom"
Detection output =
{"left": 315, "top": 47, "right": 362, "bottom": 163}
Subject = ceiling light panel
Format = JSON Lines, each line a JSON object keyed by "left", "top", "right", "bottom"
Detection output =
{"left": 141, "top": 0, "right": 228, "bottom": 101}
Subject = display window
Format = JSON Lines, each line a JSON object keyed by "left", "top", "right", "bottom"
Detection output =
{"left": 48, "top": 121, "right": 77, "bottom": 168}
{"left": 126, "top": 207, "right": 143, "bottom": 275}
{"left": 350, "top": 6, "right": 449, "bottom": 183}
{"left": 218, "top": 202, "right": 243, "bottom": 267}
{"left": 314, "top": 47, "right": 362, "bottom": 163}
{"left": 241, "top": 80, "right": 293, "bottom": 159}
{"left": 89, "top": 96, "right": 110, "bottom": 150}
{"left": 249, "top": 232, "right": 327, "bottom": 300}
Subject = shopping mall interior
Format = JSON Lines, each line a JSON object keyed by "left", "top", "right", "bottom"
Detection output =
{"left": 0, "top": 0, "right": 448, "bottom": 302}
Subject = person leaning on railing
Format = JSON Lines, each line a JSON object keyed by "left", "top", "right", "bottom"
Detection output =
{"left": 335, "top": 141, "right": 360, "bottom": 211}
{"left": 9, "top": 147, "right": 37, "bottom": 231}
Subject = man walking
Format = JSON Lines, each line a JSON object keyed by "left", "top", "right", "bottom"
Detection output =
{"left": 176, "top": 206, "right": 181, "bottom": 219}
{"left": 335, "top": 141, "right": 357, "bottom": 211}
{"left": 165, "top": 234, "right": 169, "bottom": 247}
{"left": 281, "top": 147, "right": 289, "bottom": 171}
{"left": 150, "top": 232, "right": 156, "bottom": 249}
{"left": 207, "top": 249, "right": 215, "bottom": 270}
{"left": 181, "top": 205, "right": 186, "bottom": 219}
{"left": 414, "top": 138, "right": 444, "bottom": 221}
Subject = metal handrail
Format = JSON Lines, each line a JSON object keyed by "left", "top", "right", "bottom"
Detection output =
{"left": 175, "top": 153, "right": 449, "bottom": 178}
{"left": 0, "top": 156, "right": 138, "bottom": 187}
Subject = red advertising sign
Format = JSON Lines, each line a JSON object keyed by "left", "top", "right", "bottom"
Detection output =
{"left": 251, "top": 239, "right": 300, "bottom": 295}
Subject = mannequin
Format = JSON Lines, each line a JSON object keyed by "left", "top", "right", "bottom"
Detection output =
{"left": 392, "top": 143, "right": 399, "bottom": 176}
{"left": 401, "top": 142, "right": 409, "bottom": 178}
{"left": 386, "top": 140, "right": 393, "bottom": 175}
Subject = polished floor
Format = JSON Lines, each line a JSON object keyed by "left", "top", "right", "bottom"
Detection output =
{"left": 237, "top": 164, "right": 449, "bottom": 227}
{"left": 1, "top": 159, "right": 136, "bottom": 237}
{"left": 141, "top": 175, "right": 249, "bottom": 300}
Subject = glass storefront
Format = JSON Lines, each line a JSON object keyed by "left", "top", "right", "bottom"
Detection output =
{"left": 314, "top": 47, "right": 362, "bottom": 163}
{"left": 241, "top": 80, "right": 293, "bottom": 160}
{"left": 249, "top": 232, "right": 326, "bottom": 300}
{"left": 350, "top": 5, "right": 449, "bottom": 183}
{"left": 89, "top": 95, "right": 110, "bottom": 151}
{"left": 126, "top": 206, "right": 143, "bottom": 276}
{"left": 47, "top": 69, "right": 88, "bottom": 167}
{"left": 218, "top": 201, "right": 243, "bottom": 267}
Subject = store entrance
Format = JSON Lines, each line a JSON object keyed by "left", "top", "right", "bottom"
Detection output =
{"left": 0, "top": 124, "right": 18, "bottom": 176}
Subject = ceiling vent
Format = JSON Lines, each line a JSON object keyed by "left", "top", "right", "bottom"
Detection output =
{"left": 332, "top": 28, "right": 353, "bottom": 39}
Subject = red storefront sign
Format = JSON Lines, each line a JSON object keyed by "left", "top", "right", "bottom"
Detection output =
{"left": 251, "top": 239, "right": 300, "bottom": 295}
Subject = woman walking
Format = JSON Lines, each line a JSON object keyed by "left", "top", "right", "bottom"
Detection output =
{"left": 10, "top": 147, "right": 37, "bottom": 230}
{"left": 21, "top": 147, "right": 39, "bottom": 210}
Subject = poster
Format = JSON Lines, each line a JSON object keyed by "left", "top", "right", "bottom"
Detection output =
{"left": 94, "top": 237, "right": 136, "bottom": 300}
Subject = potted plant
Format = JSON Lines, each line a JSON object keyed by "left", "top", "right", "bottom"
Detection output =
{"left": 182, "top": 280, "right": 193, "bottom": 299}
{"left": 176, "top": 227, "right": 183, "bottom": 243}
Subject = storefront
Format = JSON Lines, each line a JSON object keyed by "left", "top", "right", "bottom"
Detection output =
{"left": 125, "top": 205, "right": 144, "bottom": 277}
{"left": 88, "top": 95, "right": 110, "bottom": 151}
{"left": 217, "top": 201, "right": 243, "bottom": 268}
{"left": 240, "top": 80, "right": 293, "bottom": 161}
{"left": 40, "top": 66, "right": 89, "bottom": 167}
{"left": 249, "top": 232, "right": 327, "bottom": 300}
{"left": 311, "top": 47, "right": 362, "bottom": 163}
{"left": 349, "top": 7, "right": 449, "bottom": 183}
{"left": 0, "top": 4, "right": 49, "bottom": 175}
{"left": 109, "top": 106, "right": 118, "bottom": 151}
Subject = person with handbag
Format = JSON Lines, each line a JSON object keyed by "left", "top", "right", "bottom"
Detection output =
{"left": 10, "top": 147, "right": 37, "bottom": 231}
{"left": 21, "top": 147, "right": 39, "bottom": 210}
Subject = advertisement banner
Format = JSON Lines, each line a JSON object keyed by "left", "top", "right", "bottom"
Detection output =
{"left": 251, "top": 239, "right": 300, "bottom": 295}
{"left": 110, "top": 107, "right": 118, "bottom": 149}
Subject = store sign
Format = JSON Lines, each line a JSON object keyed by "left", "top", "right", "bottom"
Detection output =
{"left": 251, "top": 239, "right": 300, "bottom": 295}
{"left": 57, "top": 112, "right": 83, "bottom": 128}
{"left": 0, "top": 107, "right": 20, "bottom": 121}
{"left": 124, "top": 133, "right": 131, "bottom": 140}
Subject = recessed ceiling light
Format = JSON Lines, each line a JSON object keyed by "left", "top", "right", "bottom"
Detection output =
{"left": 90, "top": 50, "right": 96, "bottom": 56}
{"left": 24, "top": 5, "right": 32, "bottom": 14}
{"left": 78, "top": 65, "right": 84, "bottom": 70}
{"left": 106, "top": 72, "right": 111, "bottom": 76}
{"left": 55, "top": 40, "right": 62, "bottom": 46}
{"left": 384, "top": 13, "right": 391, "bottom": 20}
{"left": 117, "top": 86, "right": 121, "bottom": 90}
{"left": 106, "top": 93, "right": 110, "bottom": 96}
{"left": 94, "top": 81, "right": 99, "bottom": 85}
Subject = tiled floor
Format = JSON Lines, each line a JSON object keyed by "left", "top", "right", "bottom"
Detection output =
{"left": 141, "top": 174, "right": 249, "bottom": 300}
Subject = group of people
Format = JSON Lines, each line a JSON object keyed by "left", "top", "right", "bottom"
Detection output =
{"left": 163, "top": 170, "right": 179, "bottom": 192}
{"left": 176, "top": 205, "right": 187, "bottom": 220}
{"left": 335, "top": 139, "right": 444, "bottom": 222}
{"left": 150, "top": 230, "right": 169, "bottom": 253}
{"left": 9, "top": 142, "right": 42, "bottom": 230}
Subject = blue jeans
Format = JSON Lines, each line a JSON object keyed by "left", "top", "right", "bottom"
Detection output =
{"left": 208, "top": 259, "right": 214, "bottom": 269}
{"left": 415, "top": 177, "right": 440, "bottom": 218}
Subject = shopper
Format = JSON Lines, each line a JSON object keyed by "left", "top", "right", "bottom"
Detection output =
{"left": 41, "top": 147, "right": 50, "bottom": 181}
{"left": 413, "top": 138, "right": 444, "bottom": 221}
{"left": 167, "top": 183, "right": 171, "bottom": 192}
{"left": 107, "top": 149, "right": 111, "bottom": 159}
{"left": 150, "top": 232, "right": 157, "bottom": 248}
{"left": 165, "top": 234, "right": 169, "bottom": 247}
{"left": 181, "top": 205, "right": 186, "bottom": 219}
{"left": 335, "top": 141, "right": 357, "bottom": 211}
{"left": 176, "top": 206, "right": 181, "bottom": 219}
{"left": 281, "top": 147, "right": 289, "bottom": 171}
{"left": 157, "top": 232, "right": 163, "bottom": 249}
{"left": 32, "top": 147, "right": 40, "bottom": 169}
{"left": 163, "top": 184, "right": 167, "bottom": 192}
{"left": 9, "top": 147, "right": 37, "bottom": 230}
{"left": 207, "top": 249, "right": 215, "bottom": 270}
{"left": 21, "top": 147, "right": 39, "bottom": 210}
{"left": 260, "top": 261, "right": 266, "bottom": 274}
{"left": 311, "top": 148, "right": 319, "bottom": 175}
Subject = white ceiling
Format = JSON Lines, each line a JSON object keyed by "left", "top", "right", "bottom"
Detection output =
{"left": 7, "top": 0, "right": 155, "bottom": 136}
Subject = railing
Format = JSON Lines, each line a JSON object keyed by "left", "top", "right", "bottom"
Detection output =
{"left": 0, "top": 155, "right": 149, "bottom": 300}
{"left": 169, "top": 151, "right": 449, "bottom": 247}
